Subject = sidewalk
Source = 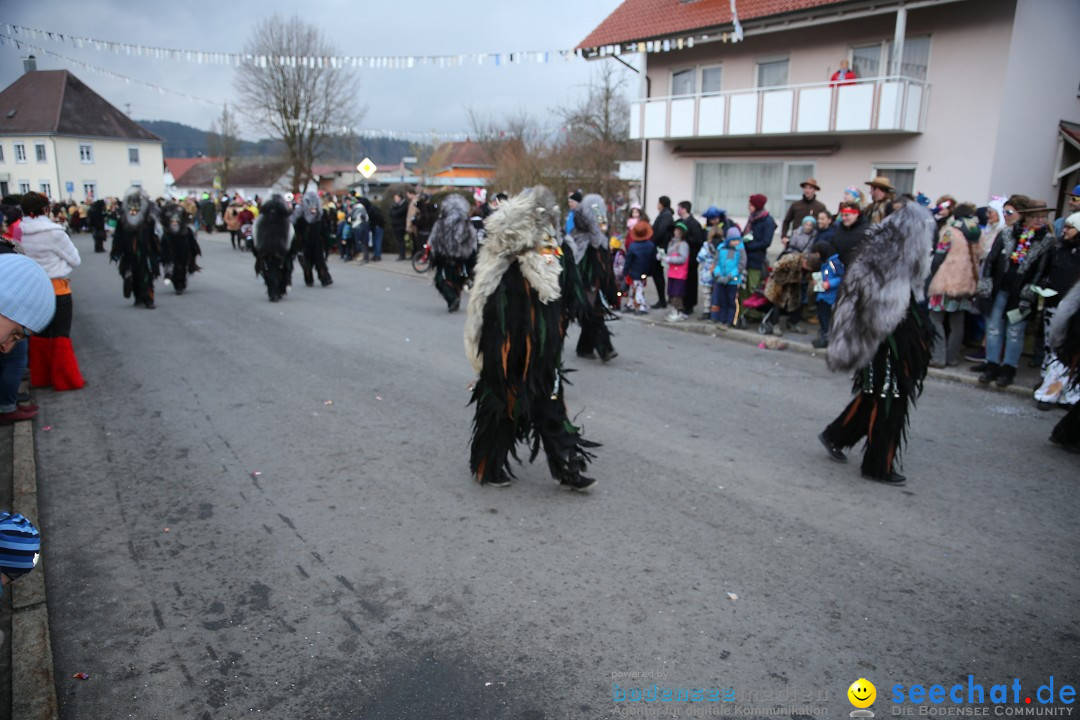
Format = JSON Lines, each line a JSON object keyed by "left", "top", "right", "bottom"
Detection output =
{"left": 2, "top": 380, "right": 59, "bottom": 720}
{"left": 340, "top": 254, "right": 1042, "bottom": 399}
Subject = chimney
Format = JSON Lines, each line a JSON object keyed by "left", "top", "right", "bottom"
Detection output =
{"left": 23, "top": 55, "right": 37, "bottom": 73}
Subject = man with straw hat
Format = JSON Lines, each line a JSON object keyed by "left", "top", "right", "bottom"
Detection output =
{"left": 863, "top": 176, "right": 897, "bottom": 224}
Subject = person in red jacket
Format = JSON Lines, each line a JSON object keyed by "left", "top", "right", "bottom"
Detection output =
{"left": 830, "top": 60, "right": 857, "bottom": 86}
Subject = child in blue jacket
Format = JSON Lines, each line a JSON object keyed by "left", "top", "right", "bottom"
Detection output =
{"left": 710, "top": 227, "right": 746, "bottom": 327}
{"left": 807, "top": 240, "right": 844, "bottom": 348}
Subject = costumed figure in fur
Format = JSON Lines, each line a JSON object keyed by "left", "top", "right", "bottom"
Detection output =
{"left": 110, "top": 187, "right": 161, "bottom": 309}
{"left": 429, "top": 193, "right": 477, "bottom": 313}
{"left": 569, "top": 193, "right": 618, "bottom": 362}
{"left": 1048, "top": 282, "right": 1080, "bottom": 453}
{"left": 818, "top": 200, "right": 936, "bottom": 485}
{"left": 463, "top": 186, "right": 599, "bottom": 491}
{"left": 253, "top": 194, "right": 295, "bottom": 302}
{"left": 159, "top": 203, "right": 202, "bottom": 295}
{"left": 292, "top": 191, "right": 332, "bottom": 287}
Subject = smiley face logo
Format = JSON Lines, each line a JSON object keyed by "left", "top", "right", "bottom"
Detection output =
{"left": 848, "top": 678, "right": 877, "bottom": 709}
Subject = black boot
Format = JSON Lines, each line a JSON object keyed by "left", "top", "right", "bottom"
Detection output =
{"left": 978, "top": 362, "right": 1000, "bottom": 384}
{"left": 995, "top": 364, "right": 1016, "bottom": 388}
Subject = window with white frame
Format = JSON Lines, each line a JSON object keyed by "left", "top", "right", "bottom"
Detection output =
{"left": 851, "top": 36, "right": 931, "bottom": 80}
{"left": 851, "top": 43, "right": 884, "bottom": 79}
{"left": 671, "top": 68, "right": 695, "bottom": 97}
{"left": 39, "top": 182, "right": 51, "bottom": 198}
{"left": 128, "top": 146, "right": 140, "bottom": 165}
{"left": 83, "top": 182, "right": 97, "bottom": 199}
{"left": 694, "top": 161, "right": 815, "bottom": 223}
{"left": 14, "top": 143, "right": 26, "bottom": 163}
{"left": 701, "top": 65, "right": 723, "bottom": 94}
{"left": 35, "top": 143, "right": 46, "bottom": 163}
{"left": 756, "top": 58, "right": 789, "bottom": 88}
{"left": 18, "top": 181, "right": 30, "bottom": 194}
{"left": 872, "top": 165, "right": 916, "bottom": 196}
{"left": 0, "top": 144, "right": 4, "bottom": 162}
{"left": 897, "top": 36, "right": 931, "bottom": 81}
{"left": 0, "top": 182, "right": 7, "bottom": 197}
{"left": 79, "top": 144, "right": 94, "bottom": 163}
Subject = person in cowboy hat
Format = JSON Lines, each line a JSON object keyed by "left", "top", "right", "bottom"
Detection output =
{"left": 781, "top": 177, "right": 827, "bottom": 241}
{"left": 862, "top": 176, "right": 897, "bottom": 224}
{"left": 1054, "top": 183, "right": 1080, "bottom": 239}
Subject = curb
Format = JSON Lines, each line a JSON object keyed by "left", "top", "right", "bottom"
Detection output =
{"left": 617, "top": 312, "right": 1034, "bottom": 399}
{"left": 10, "top": 385, "right": 59, "bottom": 720}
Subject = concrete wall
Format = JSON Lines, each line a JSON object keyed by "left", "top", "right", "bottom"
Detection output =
{"left": 53, "top": 137, "right": 165, "bottom": 200}
{"left": 640, "top": 0, "right": 1025, "bottom": 219}
{"left": 0, "top": 135, "right": 60, "bottom": 198}
{"left": 988, "top": 0, "right": 1080, "bottom": 206}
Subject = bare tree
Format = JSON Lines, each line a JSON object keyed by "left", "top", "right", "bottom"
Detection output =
{"left": 467, "top": 108, "right": 554, "bottom": 194}
{"left": 554, "top": 63, "right": 632, "bottom": 201}
{"left": 235, "top": 16, "right": 361, "bottom": 193}
{"left": 207, "top": 103, "right": 240, "bottom": 190}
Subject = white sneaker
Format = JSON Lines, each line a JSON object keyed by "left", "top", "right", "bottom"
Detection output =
{"left": 664, "top": 311, "right": 678, "bottom": 322}
{"left": 675, "top": 312, "right": 688, "bottom": 322}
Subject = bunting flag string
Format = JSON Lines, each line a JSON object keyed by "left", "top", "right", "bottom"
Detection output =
{"left": 2, "top": 23, "right": 589, "bottom": 69}
{"left": 0, "top": 33, "right": 473, "bottom": 142}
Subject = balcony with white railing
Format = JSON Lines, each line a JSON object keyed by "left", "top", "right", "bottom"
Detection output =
{"left": 629, "top": 76, "right": 929, "bottom": 141}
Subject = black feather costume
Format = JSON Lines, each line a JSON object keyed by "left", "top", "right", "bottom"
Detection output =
{"left": 160, "top": 203, "right": 202, "bottom": 295}
{"left": 1049, "top": 283, "right": 1080, "bottom": 451}
{"left": 253, "top": 194, "right": 295, "bottom": 302}
{"left": 463, "top": 187, "right": 599, "bottom": 490}
{"left": 821, "top": 201, "right": 937, "bottom": 481}
{"left": 569, "top": 194, "right": 617, "bottom": 362}
{"left": 292, "top": 191, "right": 332, "bottom": 287}
{"left": 110, "top": 188, "right": 161, "bottom": 309}
{"left": 429, "top": 194, "right": 477, "bottom": 312}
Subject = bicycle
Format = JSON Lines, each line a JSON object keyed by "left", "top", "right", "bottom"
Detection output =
{"left": 412, "top": 241, "right": 431, "bottom": 273}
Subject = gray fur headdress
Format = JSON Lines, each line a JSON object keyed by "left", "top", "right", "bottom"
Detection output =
{"left": 121, "top": 187, "right": 155, "bottom": 232}
{"left": 827, "top": 200, "right": 935, "bottom": 372}
{"left": 464, "top": 186, "right": 563, "bottom": 374}
{"left": 569, "top": 193, "right": 607, "bottom": 263}
{"left": 429, "top": 194, "right": 477, "bottom": 260}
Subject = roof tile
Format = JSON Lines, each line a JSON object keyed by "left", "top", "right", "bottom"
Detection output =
{"left": 0, "top": 70, "right": 162, "bottom": 142}
{"left": 578, "top": 0, "right": 853, "bottom": 49}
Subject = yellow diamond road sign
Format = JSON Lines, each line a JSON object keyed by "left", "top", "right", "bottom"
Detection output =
{"left": 357, "top": 158, "right": 377, "bottom": 179}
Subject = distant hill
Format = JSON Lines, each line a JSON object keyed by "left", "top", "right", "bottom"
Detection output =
{"left": 138, "top": 119, "right": 429, "bottom": 165}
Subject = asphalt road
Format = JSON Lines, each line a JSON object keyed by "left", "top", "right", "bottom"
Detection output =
{"left": 32, "top": 231, "right": 1080, "bottom": 720}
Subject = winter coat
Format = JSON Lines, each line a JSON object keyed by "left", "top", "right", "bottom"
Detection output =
{"left": 224, "top": 205, "right": 241, "bottom": 231}
{"left": 927, "top": 225, "right": 979, "bottom": 302}
{"left": 981, "top": 224, "right": 1053, "bottom": 313}
{"left": 744, "top": 213, "right": 776, "bottom": 271}
{"left": 666, "top": 238, "right": 689, "bottom": 280}
{"left": 697, "top": 239, "right": 718, "bottom": 285}
{"left": 817, "top": 254, "right": 844, "bottom": 305}
{"left": 389, "top": 199, "right": 408, "bottom": 233}
{"left": 713, "top": 242, "right": 746, "bottom": 286}
{"left": 763, "top": 252, "right": 805, "bottom": 311}
{"left": 652, "top": 208, "right": 675, "bottom": 250}
{"left": 783, "top": 226, "right": 817, "bottom": 256}
{"left": 815, "top": 223, "right": 836, "bottom": 248}
{"left": 19, "top": 216, "right": 81, "bottom": 279}
{"left": 781, "top": 196, "right": 827, "bottom": 237}
{"left": 1040, "top": 239, "right": 1080, "bottom": 308}
{"left": 624, "top": 239, "right": 655, "bottom": 280}
{"left": 831, "top": 217, "right": 869, "bottom": 266}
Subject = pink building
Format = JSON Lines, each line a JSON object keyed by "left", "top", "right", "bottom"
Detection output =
{"left": 578, "top": 0, "right": 1080, "bottom": 224}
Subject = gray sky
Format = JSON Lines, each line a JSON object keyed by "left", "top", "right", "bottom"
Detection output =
{"left": 0, "top": 2, "right": 636, "bottom": 141}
